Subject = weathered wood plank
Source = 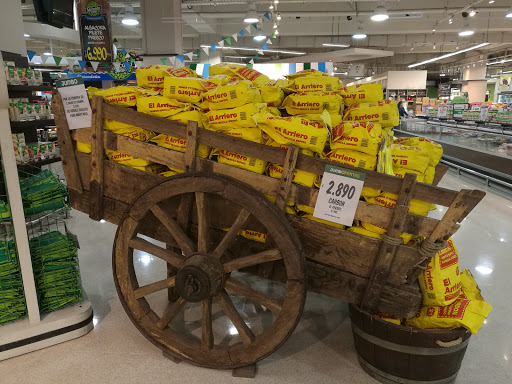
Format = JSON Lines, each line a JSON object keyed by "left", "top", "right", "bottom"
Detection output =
{"left": 89, "top": 95, "right": 105, "bottom": 220}
{"left": 275, "top": 146, "right": 300, "bottom": 212}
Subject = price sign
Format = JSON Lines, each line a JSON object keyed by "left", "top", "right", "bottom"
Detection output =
{"left": 313, "top": 165, "right": 366, "bottom": 226}
{"left": 56, "top": 77, "right": 92, "bottom": 130}
{"left": 78, "top": 1, "right": 113, "bottom": 63}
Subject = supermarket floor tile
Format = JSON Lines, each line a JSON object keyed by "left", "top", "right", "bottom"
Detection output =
{"left": 0, "top": 170, "right": 510, "bottom": 384}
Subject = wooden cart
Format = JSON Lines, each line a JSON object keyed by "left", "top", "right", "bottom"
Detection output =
{"left": 54, "top": 95, "right": 485, "bottom": 371}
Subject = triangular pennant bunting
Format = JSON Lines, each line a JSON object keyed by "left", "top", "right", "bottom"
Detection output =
{"left": 232, "top": 33, "right": 238, "bottom": 42}
{"left": 160, "top": 58, "right": 167, "bottom": 65}
{"left": 240, "top": 30, "right": 245, "bottom": 38}
{"left": 123, "top": 61, "right": 131, "bottom": 71}
{"left": 251, "top": 23, "right": 258, "bottom": 30}
{"left": 190, "top": 63, "right": 197, "bottom": 71}
{"left": 271, "top": 33, "right": 276, "bottom": 38}
{"left": 90, "top": 61, "right": 100, "bottom": 71}
{"left": 78, "top": 60, "right": 87, "bottom": 70}
{"left": 27, "top": 50, "right": 36, "bottom": 61}
{"left": 185, "top": 52, "right": 193, "bottom": 60}
{"left": 113, "top": 62, "right": 121, "bottom": 71}
{"left": 121, "top": 49, "right": 126, "bottom": 54}
{"left": 257, "top": 50, "right": 264, "bottom": 55}
{"left": 202, "top": 46, "right": 210, "bottom": 55}
{"left": 266, "top": 39, "right": 273, "bottom": 45}
{"left": 195, "top": 49, "right": 201, "bottom": 58}
{"left": 262, "top": 44, "right": 268, "bottom": 50}
{"left": 264, "top": 12, "right": 270, "bottom": 20}
{"left": 53, "top": 56, "right": 62, "bottom": 66}
{"left": 249, "top": 59, "right": 254, "bottom": 64}
{"left": 60, "top": 58, "right": 68, "bottom": 65}
{"left": 245, "top": 25, "right": 252, "bottom": 33}
{"left": 66, "top": 59, "right": 75, "bottom": 67}
{"left": 225, "top": 37, "right": 232, "bottom": 45}
{"left": 169, "top": 56, "right": 176, "bottom": 65}
{"left": 218, "top": 40, "right": 224, "bottom": 48}
{"left": 177, "top": 55, "right": 184, "bottom": 63}
{"left": 254, "top": 55, "right": 259, "bottom": 60}
{"left": 210, "top": 44, "right": 217, "bottom": 53}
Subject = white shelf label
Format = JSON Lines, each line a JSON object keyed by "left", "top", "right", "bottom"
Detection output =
{"left": 313, "top": 164, "right": 366, "bottom": 226}
{"left": 56, "top": 77, "right": 92, "bottom": 130}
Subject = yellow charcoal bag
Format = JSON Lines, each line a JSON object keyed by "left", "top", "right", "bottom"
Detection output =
{"left": 265, "top": 79, "right": 295, "bottom": 93}
{"left": 328, "top": 148, "right": 378, "bottom": 171}
{"left": 395, "top": 136, "right": 443, "bottom": 167}
{"left": 269, "top": 164, "right": 317, "bottom": 188}
{"left": 419, "top": 238, "right": 462, "bottom": 306}
{"left": 205, "top": 80, "right": 261, "bottom": 110}
{"left": 209, "top": 64, "right": 270, "bottom": 87}
{"left": 131, "top": 164, "right": 168, "bottom": 174}
{"left": 406, "top": 296, "right": 492, "bottom": 334}
{"left": 241, "top": 230, "right": 267, "bottom": 243}
{"left": 285, "top": 69, "right": 330, "bottom": 79}
{"left": 303, "top": 214, "right": 345, "bottom": 229}
{"left": 390, "top": 144, "right": 430, "bottom": 174}
{"left": 222, "top": 127, "right": 264, "bottom": 144}
{"left": 341, "top": 84, "right": 384, "bottom": 107}
{"left": 161, "top": 167, "right": 185, "bottom": 177}
{"left": 292, "top": 76, "right": 340, "bottom": 94}
{"left": 216, "top": 150, "right": 267, "bottom": 174}
{"left": 162, "top": 77, "right": 211, "bottom": 104}
{"left": 372, "top": 313, "right": 401, "bottom": 325}
{"left": 348, "top": 225, "right": 413, "bottom": 244}
{"left": 460, "top": 269, "right": 485, "bottom": 301}
{"left": 257, "top": 115, "right": 329, "bottom": 154}
{"left": 299, "top": 113, "right": 341, "bottom": 131}
{"left": 343, "top": 100, "right": 399, "bottom": 128}
{"left": 392, "top": 167, "right": 426, "bottom": 182}
{"left": 366, "top": 191, "right": 431, "bottom": 217}
{"left": 268, "top": 107, "right": 281, "bottom": 116}
{"left": 76, "top": 141, "right": 91, "bottom": 153}
{"left": 105, "top": 150, "right": 153, "bottom": 168}
{"left": 90, "top": 86, "right": 141, "bottom": 107}
{"left": 331, "top": 121, "right": 383, "bottom": 156}
{"left": 136, "top": 95, "right": 189, "bottom": 118}
{"left": 259, "top": 86, "right": 285, "bottom": 107}
{"left": 204, "top": 74, "right": 235, "bottom": 87}
{"left": 150, "top": 134, "right": 211, "bottom": 158}
{"left": 266, "top": 195, "right": 295, "bottom": 208}
{"left": 203, "top": 103, "right": 266, "bottom": 132}
{"left": 424, "top": 166, "right": 436, "bottom": 185}
{"left": 169, "top": 110, "right": 205, "bottom": 128}
{"left": 136, "top": 65, "right": 197, "bottom": 88}
{"left": 282, "top": 93, "right": 343, "bottom": 115}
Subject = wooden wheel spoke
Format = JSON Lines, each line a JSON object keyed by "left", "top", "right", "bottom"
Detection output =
{"left": 201, "top": 298, "right": 214, "bottom": 351}
{"left": 212, "top": 209, "right": 251, "bottom": 259}
{"left": 134, "top": 277, "right": 176, "bottom": 299}
{"left": 195, "top": 192, "right": 209, "bottom": 253}
{"left": 217, "top": 290, "right": 255, "bottom": 346}
{"left": 129, "top": 237, "right": 184, "bottom": 268}
{"left": 223, "top": 249, "right": 282, "bottom": 273}
{"left": 151, "top": 204, "right": 195, "bottom": 256}
{"left": 225, "top": 278, "right": 282, "bottom": 314}
{"left": 155, "top": 297, "right": 186, "bottom": 330}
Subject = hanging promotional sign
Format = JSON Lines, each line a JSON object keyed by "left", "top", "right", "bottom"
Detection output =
{"left": 77, "top": 0, "right": 113, "bottom": 62}
{"left": 438, "top": 82, "right": 451, "bottom": 98}
{"left": 499, "top": 74, "right": 512, "bottom": 91}
{"left": 56, "top": 77, "right": 92, "bottom": 130}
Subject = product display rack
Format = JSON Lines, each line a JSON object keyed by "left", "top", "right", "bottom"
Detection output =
{"left": 396, "top": 118, "right": 512, "bottom": 189}
{"left": 0, "top": 51, "right": 92, "bottom": 361}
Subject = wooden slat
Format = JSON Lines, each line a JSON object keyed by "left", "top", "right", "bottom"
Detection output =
{"left": 223, "top": 249, "right": 282, "bottom": 273}
{"left": 217, "top": 290, "right": 255, "bottom": 345}
{"left": 134, "top": 277, "right": 176, "bottom": 299}
{"left": 196, "top": 192, "right": 209, "bottom": 253}
{"left": 53, "top": 93, "right": 84, "bottom": 193}
{"left": 89, "top": 95, "right": 105, "bottom": 220}
{"left": 275, "top": 146, "right": 300, "bottom": 211}
{"left": 432, "top": 164, "right": 449, "bottom": 186}
{"left": 129, "top": 237, "right": 184, "bottom": 268}
{"left": 155, "top": 297, "right": 186, "bottom": 330}
{"left": 212, "top": 209, "right": 251, "bottom": 259}
{"left": 225, "top": 278, "right": 283, "bottom": 314}
{"left": 361, "top": 173, "right": 417, "bottom": 311}
{"left": 150, "top": 204, "right": 196, "bottom": 256}
{"left": 184, "top": 120, "right": 199, "bottom": 172}
{"left": 201, "top": 298, "right": 214, "bottom": 351}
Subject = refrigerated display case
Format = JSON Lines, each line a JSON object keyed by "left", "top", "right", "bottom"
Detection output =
{"left": 396, "top": 119, "right": 512, "bottom": 184}
{"left": 497, "top": 93, "right": 512, "bottom": 104}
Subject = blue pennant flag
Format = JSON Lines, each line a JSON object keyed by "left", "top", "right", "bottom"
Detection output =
{"left": 78, "top": 60, "right": 87, "bottom": 70}
{"left": 210, "top": 44, "right": 217, "bottom": 53}
{"left": 121, "top": 49, "right": 127, "bottom": 54}
{"left": 264, "top": 12, "right": 270, "bottom": 20}
{"left": 123, "top": 61, "right": 131, "bottom": 71}
{"left": 239, "top": 29, "right": 245, "bottom": 38}
{"left": 262, "top": 44, "right": 268, "bottom": 50}
{"left": 177, "top": 55, "right": 184, "bottom": 63}
{"left": 27, "top": 50, "right": 36, "bottom": 61}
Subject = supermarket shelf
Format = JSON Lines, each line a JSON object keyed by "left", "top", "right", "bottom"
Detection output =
{"left": 17, "top": 157, "right": 61, "bottom": 172}
{"left": 426, "top": 121, "right": 512, "bottom": 138}
{"left": 10, "top": 119, "right": 55, "bottom": 129}
{"left": 7, "top": 85, "right": 54, "bottom": 93}
{"left": 0, "top": 206, "right": 70, "bottom": 227}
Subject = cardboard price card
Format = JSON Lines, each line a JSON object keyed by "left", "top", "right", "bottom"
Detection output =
{"left": 313, "top": 164, "right": 366, "bottom": 226}
{"left": 56, "top": 77, "right": 92, "bottom": 130}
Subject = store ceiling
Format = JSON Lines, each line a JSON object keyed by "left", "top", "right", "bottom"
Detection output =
{"left": 20, "top": 0, "right": 512, "bottom": 78}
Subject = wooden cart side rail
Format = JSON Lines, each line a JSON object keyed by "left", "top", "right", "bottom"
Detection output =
{"left": 100, "top": 99, "right": 463, "bottom": 208}
{"left": 71, "top": 136, "right": 451, "bottom": 240}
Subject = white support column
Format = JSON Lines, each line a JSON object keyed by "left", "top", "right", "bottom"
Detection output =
{"left": 462, "top": 63, "right": 488, "bottom": 103}
{"left": 0, "top": 57, "right": 40, "bottom": 324}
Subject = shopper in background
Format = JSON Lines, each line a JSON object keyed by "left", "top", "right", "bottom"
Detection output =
{"left": 398, "top": 101, "right": 409, "bottom": 118}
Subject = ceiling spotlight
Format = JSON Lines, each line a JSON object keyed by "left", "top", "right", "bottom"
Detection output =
{"left": 459, "top": 21, "right": 475, "bottom": 36}
{"left": 371, "top": 5, "right": 389, "bottom": 21}
{"left": 440, "top": 73, "right": 446, "bottom": 76}
{"left": 122, "top": 5, "right": 139, "bottom": 25}
{"left": 269, "top": 4, "right": 274, "bottom": 10}
{"left": 489, "top": 1, "right": 495, "bottom": 3}
{"left": 334, "top": 66, "right": 338, "bottom": 70}
{"left": 469, "top": 9, "right": 476, "bottom": 17}
{"left": 274, "top": 29, "right": 279, "bottom": 35}
{"left": 433, "top": 44, "right": 436, "bottom": 49}
{"left": 352, "top": 23, "right": 367, "bottom": 39}
{"left": 273, "top": 23, "right": 278, "bottom": 28}
{"left": 244, "top": 2, "right": 259, "bottom": 23}
{"left": 24, "top": 33, "right": 30, "bottom": 37}
{"left": 449, "top": 16, "right": 453, "bottom": 24}
{"left": 274, "top": 0, "right": 279, "bottom": 3}
{"left": 254, "top": 24, "right": 266, "bottom": 41}
{"left": 432, "top": 28, "right": 436, "bottom": 32}
{"left": 410, "top": 47, "right": 414, "bottom": 51}
{"left": 276, "top": 12, "right": 282, "bottom": 20}
{"left": 507, "top": 8, "right": 512, "bottom": 18}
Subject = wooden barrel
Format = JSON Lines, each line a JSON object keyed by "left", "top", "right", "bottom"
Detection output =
{"left": 349, "top": 304, "right": 471, "bottom": 384}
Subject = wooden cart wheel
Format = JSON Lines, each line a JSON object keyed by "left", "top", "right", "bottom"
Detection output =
{"left": 113, "top": 172, "right": 307, "bottom": 369}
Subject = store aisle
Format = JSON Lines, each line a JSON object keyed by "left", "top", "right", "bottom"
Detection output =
{"left": 0, "top": 171, "right": 510, "bottom": 384}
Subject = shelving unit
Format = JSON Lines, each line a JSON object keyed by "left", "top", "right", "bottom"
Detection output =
{"left": 0, "top": 51, "right": 92, "bottom": 360}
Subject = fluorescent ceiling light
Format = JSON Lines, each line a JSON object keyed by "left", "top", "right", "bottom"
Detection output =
{"left": 254, "top": 34, "right": 266, "bottom": 41}
{"left": 489, "top": 1, "right": 494, "bottom": 3}
{"left": 487, "top": 58, "right": 512, "bottom": 65}
{"left": 122, "top": 5, "right": 139, "bottom": 25}
{"left": 459, "top": 29, "right": 475, "bottom": 36}
{"left": 440, "top": 73, "right": 446, "bottom": 76}
{"left": 507, "top": 8, "right": 512, "bottom": 18}
{"left": 408, "top": 42, "right": 489, "bottom": 68}
{"left": 244, "top": 2, "right": 259, "bottom": 23}
{"left": 322, "top": 43, "right": 350, "bottom": 48}
{"left": 24, "top": 33, "right": 30, "bottom": 37}
{"left": 224, "top": 55, "right": 252, "bottom": 59}
{"left": 371, "top": 6, "right": 389, "bottom": 21}
{"left": 332, "top": 72, "right": 348, "bottom": 75}
{"left": 43, "top": 52, "right": 52, "bottom": 56}
{"left": 200, "top": 45, "right": 305, "bottom": 55}
{"left": 352, "top": 24, "right": 367, "bottom": 39}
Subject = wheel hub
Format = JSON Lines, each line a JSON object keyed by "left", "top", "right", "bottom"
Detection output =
{"left": 175, "top": 254, "right": 224, "bottom": 302}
